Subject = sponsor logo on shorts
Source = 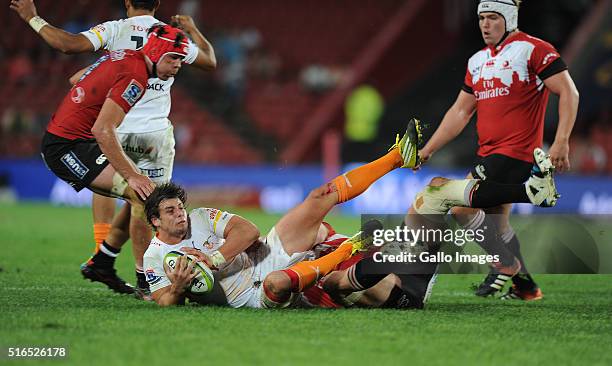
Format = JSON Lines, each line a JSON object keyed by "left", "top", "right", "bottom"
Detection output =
{"left": 95, "top": 154, "right": 107, "bottom": 165}
{"left": 475, "top": 164, "right": 487, "bottom": 180}
{"left": 141, "top": 168, "right": 165, "bottom": 178}
{"left": 122, "top": 144, "right": 153, "bottom": 155}
{"left": 145, "top": 269, "right": 162, "bottom": 285}
{"left": 71, "top": 87, "right": 85, "bottom": 104}
{"left": 121, "top": 79, "right": 144, "bottom": 107}
{"left": 60, "top": 152, "right": 89, "bottom": 180}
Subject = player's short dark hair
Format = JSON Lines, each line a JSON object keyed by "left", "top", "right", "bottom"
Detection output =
{"left": 130, "top": 0, "right": 159, "bottom": 11}
{"left": 145, "top": 182, "right": 187, "bottom": 229}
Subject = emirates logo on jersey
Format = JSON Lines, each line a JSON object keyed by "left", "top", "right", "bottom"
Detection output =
{"left": 71, "top": 87, "right": 85, "bottom": 104}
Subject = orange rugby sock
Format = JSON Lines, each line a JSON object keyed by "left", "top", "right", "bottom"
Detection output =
{"left": 331, "top": 149, "right": 402, "bottom": 203}
{"left": 283, "top": 242, "right": 353, "bottom": 292}
{"left": 93, "top": 223, "right": 112, "bottom": 254}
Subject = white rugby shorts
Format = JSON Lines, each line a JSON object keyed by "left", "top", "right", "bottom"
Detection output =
{"left": 117, "top": 125, "right": 175, "bottom": 184}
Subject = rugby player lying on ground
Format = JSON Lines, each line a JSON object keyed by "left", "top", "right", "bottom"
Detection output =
{"left": 143, "top": 119, "right": 558, "bottom": 308}
{"left": 143, "top": 118, "right": 423, "bottom": 307}
{"left": 323, "top": 148, "right": 559, "bottom": 309}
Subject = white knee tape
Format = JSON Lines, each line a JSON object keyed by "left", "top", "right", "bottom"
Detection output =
{"left": 413, "top": 179, "right": 478, "bottom": 215}
{"left": 111, "top": 172, "right": 128, "bottom": 198}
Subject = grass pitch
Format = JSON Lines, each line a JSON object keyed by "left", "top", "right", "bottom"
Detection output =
{"left": 1, "top": 203, "right": 611, "bottom": 366}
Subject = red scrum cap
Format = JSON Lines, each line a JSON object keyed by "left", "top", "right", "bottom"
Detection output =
{"left": 141, "top": 24, "right": 189, "bottom": 63}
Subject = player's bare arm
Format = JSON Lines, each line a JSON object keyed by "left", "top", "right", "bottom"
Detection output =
{"left": 91, "top": 99, "right": 155, "bottom": 200}
{"left": 152, "top": 256, "right": 196, "bottom": 306}
{"left": 543, "top": 70, "right": 580, "bottom": 172}
{"left": 171, "top": 15, "right": 217, "bottom": 70}
{"left": 10, "top": 0, "right": 94, "bottom": 54}
{"left": 182, "top": 215, "right": 260, "bottom": 268}
{"left": 419, "top": 90, "right": 477, "bottom": 164}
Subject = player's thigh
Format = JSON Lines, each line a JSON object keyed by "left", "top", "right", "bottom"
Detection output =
{"left": 274, "top": 185, "right": 337, "bottom": 255}
{"left": 41, "top": 132, "right": 113, "bottom": 194}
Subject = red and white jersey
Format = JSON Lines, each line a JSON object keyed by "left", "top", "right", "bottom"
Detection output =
{"left": 47, "top": 50, "right": 148, "bottom": 140}
{"left": 81, "top": 15, "right": 199, "bottom": 133}
{"left": 463, "top": 31, "right": 567, "bottom": 162}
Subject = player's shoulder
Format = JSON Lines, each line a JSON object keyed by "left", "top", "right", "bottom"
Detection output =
{"left": 190, "top": 207, "right": 228, "bottom": 222}
{"left": 109, "top": 50, "right": 147, "bottom": 73}
{"left": 467, "top": 47, "right": 488, "bottom": 67}
{"left": 514, "top": 31, "right": 557, "bottom": 50}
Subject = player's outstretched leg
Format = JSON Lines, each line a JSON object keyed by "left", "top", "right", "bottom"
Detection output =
{"left": 261, "top": 220, "right": 382, "bottom": 308}
{"left": 275, "top": 118, "right": 422, "bottom": 256}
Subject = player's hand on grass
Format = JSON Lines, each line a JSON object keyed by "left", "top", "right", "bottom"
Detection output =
{"left": 10, "top": 0, "right": 38, "bottom": 22}
{"left": 179, "top": 247, "right": 215, "bottom": 269}
{"left": 171, "top": 15, "right": 197, "bottom": 34}
{"left": 165, "top": 256, "right": 197, "bottom": 293}
{"left": 127, "top": 174, "right": 155, "bottom": 200}
{"left": 549, "top": 139, "right": 570, "bottom": 172}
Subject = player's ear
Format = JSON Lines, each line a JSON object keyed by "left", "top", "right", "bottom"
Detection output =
{"left": 154, "top": 0, "right": 161, "bottom": 11}
{"left": 124, "top": 0, "right": 131, "bottom": 11}
{"left": 151, "top": 216, "right": 161, "bottom": 229}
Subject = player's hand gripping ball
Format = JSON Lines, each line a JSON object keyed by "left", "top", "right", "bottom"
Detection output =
{"left": 164, "top": 251, "right": 214, "bottom": 294}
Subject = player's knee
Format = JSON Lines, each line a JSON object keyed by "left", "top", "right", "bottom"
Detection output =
{"left": 262, "top": 271, "right": 293, "bottom": 308}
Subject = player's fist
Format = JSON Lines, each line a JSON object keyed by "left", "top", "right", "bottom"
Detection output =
{"left": 171, "top": 15, "right": 197, "bottom": 33}
{"left": 9, "top": 0, "right": 38, "bottom": 22}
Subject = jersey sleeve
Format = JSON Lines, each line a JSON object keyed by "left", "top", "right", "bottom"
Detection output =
{"left": 530, "top": 40, "right": 567, "bottom": 80}
{"left": 81, "top": 20, "right": 118, "bottom": 51}
{"left": 107, "top": 64, "right": 147, "bottom": 113}
{"left": 192, "top": 208, "right": 235, "bottom": 238}
{"left": 143, "top": 247, "right": 171, "bottom": 293}
{"left": 462, "top": 64, "right": 474, "bottom": 94}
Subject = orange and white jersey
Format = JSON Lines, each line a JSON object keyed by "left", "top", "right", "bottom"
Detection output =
{"left": 143, "top": 208, "right": 259, "bottom": 308}
{"left": 80, "top": 15, "right": 199, "bottom": 133}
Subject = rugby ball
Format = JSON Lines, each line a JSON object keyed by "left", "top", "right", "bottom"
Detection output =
{"left": 163, "top": 251, "right": 214, "bottom": 294}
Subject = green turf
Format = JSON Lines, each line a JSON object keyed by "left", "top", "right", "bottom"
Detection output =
{"left": 1, "top": 203, "right": 611, "bottom": 366}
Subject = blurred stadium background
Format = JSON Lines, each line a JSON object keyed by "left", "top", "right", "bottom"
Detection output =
{"left": 0, "top": 0, "right": 610, "bottom": 214}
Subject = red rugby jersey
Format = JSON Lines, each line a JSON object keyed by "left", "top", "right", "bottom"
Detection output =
{"left": 463, "top": 32, "right": 567, "bottom": 162}
{"left": 47, "top": 50, "right": 148, "bottom": 140}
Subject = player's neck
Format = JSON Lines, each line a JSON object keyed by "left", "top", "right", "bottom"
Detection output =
{"left": 127, "top": 9, "right": 155, "bottom": 18}
{"left": 157, "top": 232, "right": 184, "bottom": 245}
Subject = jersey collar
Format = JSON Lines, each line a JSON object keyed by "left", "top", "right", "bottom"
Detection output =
{"left": 488, "top": 30, "right": 521, "bottom": 57}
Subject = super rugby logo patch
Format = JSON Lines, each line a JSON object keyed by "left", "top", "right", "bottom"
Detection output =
{"left": 145, "top": 269, "right": 162, "bottom": 285}
{"left": 121, "top": 79, "right": 144, "bottom": 107}
{"left": 60, "top": 151, "right": 89, "bottom": 179}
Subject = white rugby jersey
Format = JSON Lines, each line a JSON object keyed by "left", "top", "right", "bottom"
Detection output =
{"left": 143, "top": 208, "right": 258, "bottom": 308}
{"left": 81, "top": 15, "right": 199, "bottom": 133}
